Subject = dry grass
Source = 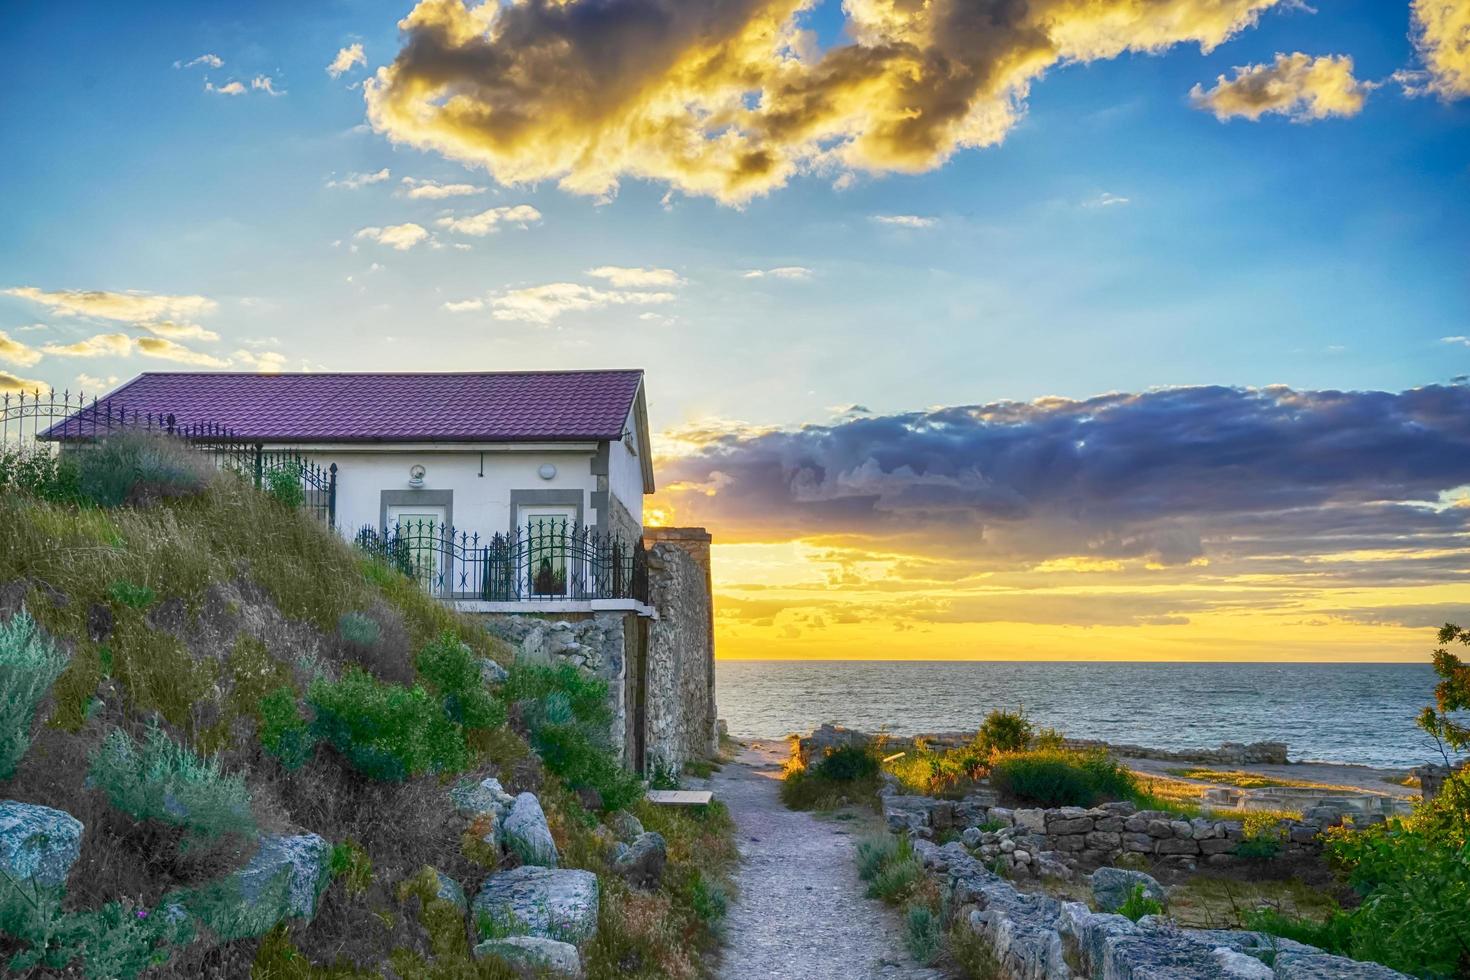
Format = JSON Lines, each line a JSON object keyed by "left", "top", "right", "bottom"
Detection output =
{"left": 1167, "top": 767, "right": 1337, "bottom": 791}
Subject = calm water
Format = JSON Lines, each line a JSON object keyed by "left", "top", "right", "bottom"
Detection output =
{"left": 716, "top": 661, "right": 1459, "bottom": 769}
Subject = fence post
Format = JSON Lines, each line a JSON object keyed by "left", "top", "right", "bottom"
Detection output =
{"left": 253, "top": 443, "right": 263, "bottom": 490}
{"left": 328, "top": 463, "right": 338, "bottom": 528}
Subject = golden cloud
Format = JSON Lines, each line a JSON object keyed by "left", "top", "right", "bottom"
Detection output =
{"left": 354, "top": 222, "right": 430, "bottom": 249}
{"left": 365, "top": 0, "right": 1282, "bottom": 204}
{"left": 1411, "top": 0, "right": 1470, "bottom": 99}
{"left": 136, "top": 336, "right": 229, "bottom": 367}
{"left": 0, "top": 330, "right": 42, "bottom": 368}
{"left": 434, "top": 204, "right": 541, "bottom": 235}
{"left": 41, "top": 333, "right": 134, "bottom": 358}
{"left": 328, "top": 43, "right": 367, "bottom": 79}
{"left": 1191, "top": 52, "right": 1368, "bottom": 121}
{"left": 4, "top": 286, "right": 217, "bottom": 323}
{"left": 490, "top": 282, "right": 677, "bottom": 324}
{"left": 0, "top": 371, "right": 48, "bottom": 395}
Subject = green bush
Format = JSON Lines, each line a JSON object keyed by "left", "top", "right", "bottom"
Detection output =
{"left": 257, "top": 685, "right": 316, "bottom": 770}
{"left": 989, "top": 748, "right": 1138, "bottom": 807}
{"left": 859, "top": 834, "right": 924, "bottom": 903}
{"left": 107, "top": 581, "right": 157, "bottom": 610}
{"left": 415, "top": 630, "right": 506, "bottom": 731}
{"left": 308, "top": 668, "right": 469, "bottom": 781}
{"left": 88, "top": 725, "right": 255, "bottom": 840}
{"left": 0, "top": 446, "right": 82, "bottom": 503}
{"left": 0, "top": 876, "right": 194, "bottom": 979}
{"left": 264, "top": 460, "right": 305, "bottom": 509}
{"left": 0, "top": 611, "right": 71, "bottom": 778}
{"left": 329, "top": 840, "right": 373, "bottom": 897}
{"left": 505, "top": 662, "right": 641, "bottom": 812}
{"left": 857, "top": 833, "right": 900, "bottom": 881}
{"left": 74, "top": 432, "right": 212, "bottom": 508}
{"left": 904, "top": 902, "right": 943, "bottom": 965}
{"left": 337, "top": 611, "right": 381, "bottom": 649}
{"left": 815, "top": 743, "right": 880, "bottom": 782}
{"left": 1117, "top": 883, "right": 1163, "bottom": 922}
{"left": 978, "top": 709, "right": 1034, "bottom": 754}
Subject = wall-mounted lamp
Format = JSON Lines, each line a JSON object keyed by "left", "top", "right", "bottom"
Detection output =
{"left": 408, "top": 464, "right": 426, "bottom": 488}
{"left": 538, "top": 463, "right": 557, "bottom": 481}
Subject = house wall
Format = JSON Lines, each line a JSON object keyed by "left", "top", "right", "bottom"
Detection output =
{"left": 642, "top": 527, "right": 718, "bottom": 771}
{"left": 606, "top": 404, "right": 646, "bottom": 528}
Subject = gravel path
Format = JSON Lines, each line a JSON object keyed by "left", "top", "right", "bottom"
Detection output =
{"left": 710, "top": 741, "right": 949, "bottom": 980}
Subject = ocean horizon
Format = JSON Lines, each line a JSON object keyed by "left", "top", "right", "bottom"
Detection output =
{"left": 716, "top": 659, "right": 1462, "bottom": 770}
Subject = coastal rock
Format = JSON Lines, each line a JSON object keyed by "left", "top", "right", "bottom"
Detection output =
{"left": 230, "top": 833, "right": 333, "bottom": 922}
{"left": 503, "top": 793, "right": 559, "bottom": 867}
{"left": 0, "top": 801, "right": 82, "bottom": 889}
{"left": 474, "top": 936, "right": 583, "bottom": 978}
{"left": 473, "top": 866, "right": 599, "bottom": 944}
{"left": 1090, "top": 867, "right": 1166, "bottom": 913}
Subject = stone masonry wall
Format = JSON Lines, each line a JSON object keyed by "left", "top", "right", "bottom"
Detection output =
{"left": 480, "top": 612, "right": 630, "bottom": 763}
{"left": 643, "top": 527, "right": 717, "bottom": 773}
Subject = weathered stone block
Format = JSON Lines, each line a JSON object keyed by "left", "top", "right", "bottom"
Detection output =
{"left": 1169, "top": 820, "right": 1194, "bottom": 839}
{"left": 1155, "top": 837, "right": 1199, "bottom": 855}
{"left": 1199, "top": 837, "right": 1236, "bottom": 855}
{"left": 503, "top": 793, "right": 559, "bottom": 868}
{"left": 1146, "top": 819, "right": 1174, "bottom": 838}
{"left": 474, "top": 936, "right": 583, "bottom": 978}
{"left": 1054, "top": 834, "right": 1086, "bottom": 851}
{"left": 1047, "top": 816, "right": 1093, "bottom": 835}
{"left": 232, "top": 833, "right": 332, "bottom": 921}
{"left": 1085, "top": 831, "right": 1121, "bottom": 850}
{"left": 473, "top": 867, "right": 599, "bottom": 944}
{"left": 1093, "top": 816, "right": 1125, "bottom": 833}
{"left": 1013, "top": 808, "right": 1046, "bottom": 833}
{"left": 1122, "top": 832, "right": 1154, "bottom": 852}
{"left": 0, "top": 801, "right": 82, "bottom": 890}
{"left": 1091, "top": 867, "right": 1166, "bottom": 913}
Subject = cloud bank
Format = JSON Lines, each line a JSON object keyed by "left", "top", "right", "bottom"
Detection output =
{"left": 365, "top": 0, "right": 1283, "bottom": 203}
{"left": 1191, "top": 52, "right": 1369, "bottom": 122}
{"left": 1411, "top": 0, "right": 1470, "bottom": 99}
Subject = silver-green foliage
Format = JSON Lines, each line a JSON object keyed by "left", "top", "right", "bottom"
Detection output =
{"left": 88, "top": 725, "right": 256, "bottom": 840}
{"left": 0, "top": 611, "right": 71, "bottom": 779}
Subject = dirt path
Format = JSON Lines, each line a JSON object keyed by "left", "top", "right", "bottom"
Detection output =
{"left": 707, "top": 741, "right": 948, "bottom": 980}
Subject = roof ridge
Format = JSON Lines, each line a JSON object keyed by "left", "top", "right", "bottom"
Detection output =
{"left": 134, "top": 368, "right": 644, "bottom": 378}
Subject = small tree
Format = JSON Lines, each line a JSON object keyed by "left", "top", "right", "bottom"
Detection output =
{"left": 1418, "top": 623, "right": 1470, "bottom": 762}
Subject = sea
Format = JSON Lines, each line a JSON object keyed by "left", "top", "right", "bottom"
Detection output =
{"left": 716, "top": 660, "right": 1461, "bottom": 770}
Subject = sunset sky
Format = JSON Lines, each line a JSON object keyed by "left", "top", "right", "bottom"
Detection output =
{"left": 3, "top": 0, "right": 1468, "bottom": 662}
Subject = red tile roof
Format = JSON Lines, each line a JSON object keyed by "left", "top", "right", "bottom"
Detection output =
{"left": 74, "top": 370, "right": 645, "bottom": 442}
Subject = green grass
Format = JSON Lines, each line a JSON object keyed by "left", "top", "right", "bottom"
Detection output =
{"left": 989, "top": 747, "right": 1138, "bottom": 807}
{"left": 904, "top": 902, "right": 943, "bottom": 965}
{"left": 1117, "top": 883, "right": 1164, "bottom": 921}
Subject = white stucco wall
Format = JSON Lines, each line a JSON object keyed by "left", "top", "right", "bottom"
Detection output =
{"left": 607, "top": 404, "right": 646, "bottom": 524}
{"left": 273, "top": 445, "right": 600, "bottom": 538}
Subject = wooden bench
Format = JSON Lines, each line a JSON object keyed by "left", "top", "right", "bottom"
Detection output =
{"left": 645, "top": 789, "right": 714, "bottom": 806}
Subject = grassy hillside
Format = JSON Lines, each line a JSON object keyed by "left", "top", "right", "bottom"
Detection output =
{"left": 0, "top": 436, "right": 734, "bottom": 978}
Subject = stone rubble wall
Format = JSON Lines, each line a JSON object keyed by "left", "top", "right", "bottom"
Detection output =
{"left": 882, "top": 788, "right": 1357, "bottom": 877}
{"left": 481, "top": 613, "right": 630, "bottom": 763}
{"left": 912, "top": 838, "right": 1407, "bottom": 979}
{"left": 643, "top": 528, "right": 718, "bottom": 772}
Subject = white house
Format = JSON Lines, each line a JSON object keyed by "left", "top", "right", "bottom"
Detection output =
{"left": 91, "top": 369, "right": 656, "bottom": 613}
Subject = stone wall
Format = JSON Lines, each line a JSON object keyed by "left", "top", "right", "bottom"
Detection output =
{"left": 881, "top": 787, "right": 1353, "bottom": 880}
{"left": 643, "top": 527, "right": 717, "bottom": 772}
{"left": 481, "top": 613, "right": 631, "bottom": 763}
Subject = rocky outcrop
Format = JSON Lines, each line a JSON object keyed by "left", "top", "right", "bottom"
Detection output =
{"left": 472, "top": 866, "right": 600, "bottom": 945}
{"left": 611, "top": 831, "right": 666, "bottom": 888}
{"left": 1090, "top": 868, "right": 1165, "bottom": 914}
{"left": 502, "top": 792, "right": 559, "bottom": 868}
{"left": 231, "top": 833, "right": 333, "bottom": 920}
{"left": 451, "top": 776, "right": 515, "bottom": 854}
{"left": 916, "top": 840, "right": 1407, "bottom": 979}
{"left": 0, "top": 800, "right": 82, "bottom": 889}
{"left": 474, "top": 935, "right": 584, "bottom": 978}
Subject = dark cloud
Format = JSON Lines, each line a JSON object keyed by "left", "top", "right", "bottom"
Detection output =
{"left": 659, "top": 384, "right": 1470, "bottom": 576}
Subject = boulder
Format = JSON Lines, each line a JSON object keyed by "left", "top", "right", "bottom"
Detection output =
{"left": 1091, "top": 867, "right": 1166, "bottom": 913}
{"left": 0, "top": 801, "right": 82, "bottom": 889}
{"left": 1034, "top": 851, "right": 1074, "bottom": 882}
{"left": 478, "top": 658, "right": 510, "bottom": 686}
{"left": 473, "top": 867, "right": 599, "bottom": 945}
{"left": 607, "top": 810, "right": 644, "bottom": 843}
{"left": 433, "top": 869, "right": 467, "bottom": 911}
{"left": 231, "top": 833, "right": 332, "bottom": 921}
{"left": 474, "top": 936, "right": 584, "bottom": 978}
{"left": 503, "top": 793, "right": 559, "bottom": 868}
{"left": 611, "top": 831, "right": 666, "bottom": 888}
{"left": 451, "top": 777, "right": 515, "bottom": 819}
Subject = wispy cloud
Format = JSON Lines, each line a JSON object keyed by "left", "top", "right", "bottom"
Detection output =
{"left": 586, "top": 266, "right": 684, "bottom": 288}
{"left": 1407, "top": 0, "right": 1470, "bottom": 100}
{"left": 1083, "top": 192, "right": 1130, "bottom": 208}
{"left": 442, "top": 298, "right": 486, "bottom": 313}
{"left": 399, "top": 176, "right": 485, "bottom": 199}
{"left": 1443, "top": 336, "right": 1470, "bottom": 347}
{"left": 74, "top": 374, "right": 120, "bottom": 393}
{"left": 327, "top": 43, "right": 366, "bottom": 79}
{"left": 41, "top": 333, "right": 134, "bottom": 358}
{"left": 4, "top": 287, "right": 217, "bottom": 323}
{"left": 231, "top": 348, "right": 288, "bottom": 371}
{"left": 742, "top": 266, "right": 813, "bottom": 280}
{"left": 205, "top": 80, "right": 247, "bottom": 96}
{"left": 327, "top": 168, "right": 391, "bottom": 190}
{"left": 0, "top": 331, "right": 42, "bottom": 368}
{"left": 490, "top": 282, "right": 677, "bottom": 324}
{"left": 251, "top": 75, "right": 285, "bottom": 96}
{"left": 136, "top": 336, "right": 229, "bottom": 367}
{"left": 435, "top": 205, "right": 542, "bottom": 236}
{"left": 174, "top": 53, "right": 223, "bottom": 70}
{"left": 871, "top": 215, "right": 938, "bottom": 229}
{"left": 354, "top": 223, "right": 430, "bottom": 250}
{"left": 143, "top": 321, "right": 220, "bottom": 342}
{"left": 1191, "top": 52, "right": 1369, "bottom": 122}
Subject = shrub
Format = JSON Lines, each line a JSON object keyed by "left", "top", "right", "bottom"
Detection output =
{"left": 977, "top": 709, "right": 1034, "bottom": 754}
{"left": 1243, "top": 906, "right": 1352, "bottom": 955}
{"left": 1117, "top": 883, "right": 1163, "bottom": 922}
{"left": 88, "top": 724, "right": 256, "bottom": 840}
{"left": 337, "top": 611, "right": 381, "bottom": 649}
{"left": 857, "top": 833, "right": 900, "bottom": 881}
{"left": 308, "top": 668, "right": 469, "bottom": 781}
{"left": 1236, "top": 812, "right": 1290, "bottom": 859}
{"left": 264, "top": 460, "right": 304, "bottom": 509}
{"left": 904, "top": 902, "right": 943, "bottom": 965}
{"left": 0, "top": 445, "right": 82, "bottom": 503}
{"left": 888, "top": 742, "right": 988, "bottom": 797}
{"left": 815, "top": 743, "right": 880, "bottom": 782}
{"left": 74, "top": 432, "right": 212, "bottom": 508}
{"left": 107, "top": 581, "right": 157, "bottom": 610}
{"left": 257, "top": 685, "right": 316, "bottom": 769}
{"left": 861, "top": 834, "right": 924, "bottom": 903}
{"left": 989, "top": 748, "right": 1137, "bottom": 807}
{"left": 329, "top": 840, "right": 373, "bottom": 897}
{"left": 415, "top": 630, "right": 506, "bottom": 731}
{"left": 0, "top": 611, "right": 70, "bottom": 778}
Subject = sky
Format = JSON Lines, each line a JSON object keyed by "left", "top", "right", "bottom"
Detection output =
{"left": 1, "top": 0, "right": 1468, "bottom": 662}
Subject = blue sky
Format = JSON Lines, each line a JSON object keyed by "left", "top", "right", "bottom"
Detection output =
{"left": 2, "top": 0, "right": 1465, "bottom": 429}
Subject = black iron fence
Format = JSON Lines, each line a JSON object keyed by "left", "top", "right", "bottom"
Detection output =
{"left": 1, "top": 389, "right": 337, "bottom": 526}
{"left": 356, "top": 519, "right": 648, "bottom": 604}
